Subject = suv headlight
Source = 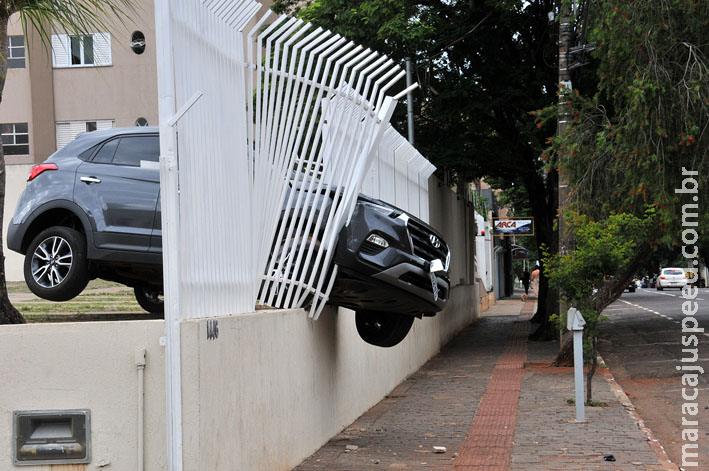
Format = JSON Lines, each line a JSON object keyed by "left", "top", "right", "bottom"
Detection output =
{"left": 366, "top": 233, "right": 389, "bottom": 248}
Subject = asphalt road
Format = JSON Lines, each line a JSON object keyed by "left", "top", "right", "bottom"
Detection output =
{"left": 598, "top": 287, "right": 709, "bottom": 469}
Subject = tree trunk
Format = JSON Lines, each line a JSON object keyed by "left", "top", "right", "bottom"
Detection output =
{"left": 0, "top": 17, "right": 26, "bottom": 324}
{"left": 552, "top": 332, "right": 573, "bottom": 366}
{"left": 524, "top": 167, "right": 558, "bottom": 341}
{"left": 0, "top": 142, "right": 25, "bottom": 324}
{"left": 586, "top": 336, "right": 597, "bottom": 404}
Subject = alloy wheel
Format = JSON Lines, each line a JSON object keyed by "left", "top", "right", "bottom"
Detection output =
{"left": 31, "top": 236, "right": 73, "bottom": 288}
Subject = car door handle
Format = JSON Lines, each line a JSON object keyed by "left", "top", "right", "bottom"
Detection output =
{"left": 80, "top": 176, "right": 101, "bottom": 184}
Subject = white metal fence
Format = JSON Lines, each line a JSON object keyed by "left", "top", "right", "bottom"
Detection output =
{"left": 361, "top": 126, "right": 436, "bottom": 223}
{"left": 155, "top": 3, "right": 417, "bottom": 467}
{"left": 157, "top": 0, "right": 414, "bottom": 321}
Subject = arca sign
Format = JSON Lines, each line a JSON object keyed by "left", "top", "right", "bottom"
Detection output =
{"left": 492, "top": 218, "right": 534, "bottom": 236}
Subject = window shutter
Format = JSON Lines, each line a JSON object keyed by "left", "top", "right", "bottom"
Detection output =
{"left": 55, "top": 123, "right": 74, "bottom": 149}
{"left": 96, "top": 120, "right": 115, "bottom": 131}
{"left": 93, "top": 33, "right": 112, "bottom": 66}
{"left": 56, "top": 120, "right": 115, "bottom": 149}
{"left": 56, "top": 122, "right": 86, "bottom": 149}
{"left": 51, "top": 34, "right": 70, "bottom": 68}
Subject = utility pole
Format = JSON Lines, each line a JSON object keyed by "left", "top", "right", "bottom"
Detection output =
{"left": 557, "top": 1, "right": 573, "bottom": 255}
{"left": 555, "top": 2, "right": 575, "bottom": 352}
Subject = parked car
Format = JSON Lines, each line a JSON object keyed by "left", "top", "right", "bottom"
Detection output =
{"left": 656, "top": 267, "right": 687, "bottom": 290}
{"left": 626, "top": 280, "right": 636, "bottom": 292}
{"left": 8, "top": 127, "right": 450, "bottom": 347}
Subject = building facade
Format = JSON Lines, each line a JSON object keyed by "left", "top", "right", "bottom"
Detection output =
{"left": 2, "top": 5, "right": 159, "bottom": 166}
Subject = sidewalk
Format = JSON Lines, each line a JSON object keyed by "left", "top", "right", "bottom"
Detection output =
{"left": 293, "top": 291, "right": 677, "bottom": 471}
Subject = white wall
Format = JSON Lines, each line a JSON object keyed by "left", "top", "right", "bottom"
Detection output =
{"left": 4, "top": 164, "right": 33, "bottom": 281}
{"left": 428, "top": 179, "right": 474, "bottom": 286}
{"left": 181, "top": 284, "right": 475, "bottom": 471}
{"left": 0, "top": 285, "right": 474, "bottom": 471}
{"left": 0, "top": 320, "right": 166, "bottom": 470}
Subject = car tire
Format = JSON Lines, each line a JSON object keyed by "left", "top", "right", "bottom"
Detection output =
{"left": 24, "top": 226, "right": 89, "bottom": 301}
{"left": 629, "top": 287, "right": 635, "bottom": 292}
{"left": 355, "top": 310, "right": 415, "bottom": 348}
{"left": 134, "top": 286, "right": 164, "bottom": 314}
{"left": 657, "top": 285, "right": 663, "bottom": 291}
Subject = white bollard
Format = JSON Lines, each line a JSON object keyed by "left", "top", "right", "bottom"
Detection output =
{"left": 567, "top": 307, "right": 586, "bottom": 422}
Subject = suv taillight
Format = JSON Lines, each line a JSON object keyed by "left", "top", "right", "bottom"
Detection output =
{"left": 27, "top": 163, "right": 57, "bottom": 182}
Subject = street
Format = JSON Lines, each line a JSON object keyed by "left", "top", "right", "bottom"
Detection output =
{"left": 599, "top": 287, "right": 709, "bottom": 469}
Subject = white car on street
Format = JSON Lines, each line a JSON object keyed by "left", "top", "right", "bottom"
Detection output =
{"left": 656, "top": 267, "right": 687, "bottom": 290}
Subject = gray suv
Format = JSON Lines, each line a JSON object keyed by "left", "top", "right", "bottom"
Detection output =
{"left": 8, "top": 127, "right": 450, "bottom": 347}
{"left": 8, "top": 127, "right": 164, "bottom": 313}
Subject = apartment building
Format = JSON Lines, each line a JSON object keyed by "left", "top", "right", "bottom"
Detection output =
{"left": 1, "top": 3, "right": 158, "bottom": 167}
{"left": 1, "top": 2, "right": 158, "bottom": 280}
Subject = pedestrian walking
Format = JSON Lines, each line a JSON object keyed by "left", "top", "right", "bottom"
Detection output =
{"left": 520, "top": 269, "right": 530, "bottom": 295}
{"left": 530, "top": 266, "right": 540, "bottom": 298}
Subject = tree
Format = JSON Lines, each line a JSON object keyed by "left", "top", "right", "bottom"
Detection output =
{"left": 273, "top": 0, "right": 563, "bottom": 336}
{"left": 532, "top": 0, "right": 708, "bottom": 364}
{"left": 543, "top": 210, "right": 654, "bottom": 401}
{"left": 536, "top": 0, "right": 708, "bottom": 303}
{"left": 0, "top": 0, "right": 135, "bottom": 324}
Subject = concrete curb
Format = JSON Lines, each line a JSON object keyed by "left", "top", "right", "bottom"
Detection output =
{"left": 597, "top": 354, "right": 680, "bottom": 471}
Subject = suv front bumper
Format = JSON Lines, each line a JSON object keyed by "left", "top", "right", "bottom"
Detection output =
{"left": 330, "top": 201, "right": 450, "bottom": 316}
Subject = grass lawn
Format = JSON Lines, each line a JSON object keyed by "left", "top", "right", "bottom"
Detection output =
{"left": 9, "top": 280, "right": 155, "bottom": 323}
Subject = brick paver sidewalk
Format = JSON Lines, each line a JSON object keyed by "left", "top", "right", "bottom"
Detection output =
{"left": 293, "top": 295, "right": 675, "bottom": 471}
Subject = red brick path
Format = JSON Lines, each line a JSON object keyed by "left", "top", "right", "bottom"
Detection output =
{"left": 453, "top": 300, "right": 534, "bottom": 470}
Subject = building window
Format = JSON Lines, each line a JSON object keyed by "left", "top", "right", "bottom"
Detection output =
{"left": 56, "top": 120, "right": 114, "bottom": 149}
{"left": 51, "top": 33, "right": 111, "bottom": 68}
{"left": 7, "top": 36, "right": 25, "bottom": 69}
{"left": 1, "top": 123, "right": 30, "bottom": 155}
{"left": 135, "top": 117, "right": 149, "bottom": 127}
{"left": 70, "top": 35, "right": 94, "bottom": 65}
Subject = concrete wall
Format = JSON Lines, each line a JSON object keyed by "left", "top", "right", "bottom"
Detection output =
{"left": 0, "top": 286, "right": 474, "bottom": 471}
{"left": 0, "top": 320, "right": 167, "bottom": 470}
{"left": 428, "top": 179, "right": 474, "bottom": 287}
{"left": 181, "top": 284, "right": 476, "bottom": 471}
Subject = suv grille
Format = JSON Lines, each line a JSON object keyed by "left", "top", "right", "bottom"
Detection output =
{"left": 407, "top": 219, "right": 448, "bottom": 264}
{"left": 360, "top": 240, "right": 384, "bottom": 256}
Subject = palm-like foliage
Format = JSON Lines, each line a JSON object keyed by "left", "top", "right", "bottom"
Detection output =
{"left": 0, "top": 0, "right": 136, "bottom": 323}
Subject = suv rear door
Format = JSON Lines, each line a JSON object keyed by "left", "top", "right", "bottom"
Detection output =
{"left": 74, "top": 134, "right": 161, "bottom": 253}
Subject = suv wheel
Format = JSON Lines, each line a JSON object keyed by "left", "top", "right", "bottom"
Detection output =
{"left": 355, "top": 310, "right": 415, "bottom": 348}
{"left": 24, "top": 227, "right": 89, "bottom": 301}
{"left": 134, "top": 286, "right": 164, "bottom": 314}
